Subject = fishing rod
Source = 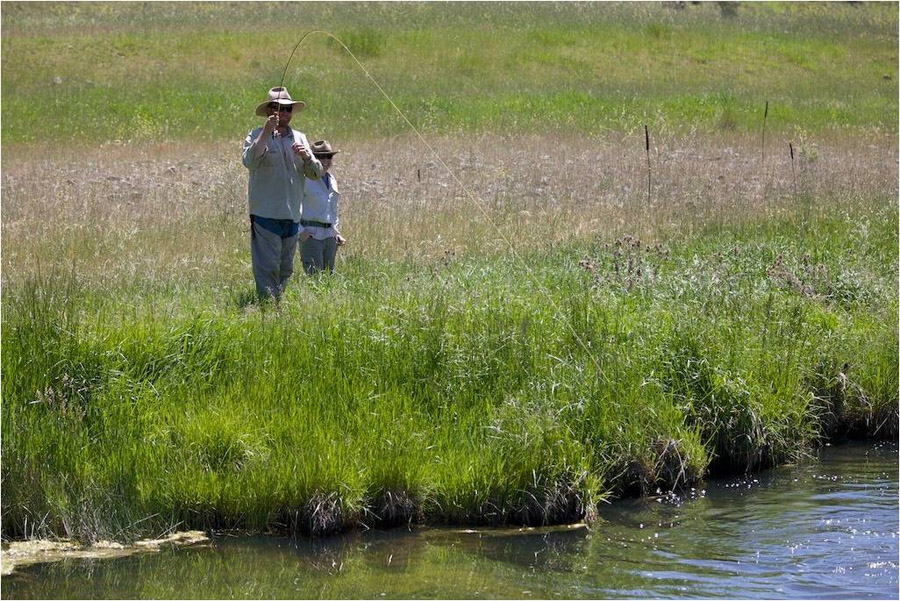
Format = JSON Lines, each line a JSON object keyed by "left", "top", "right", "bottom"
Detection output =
{"left": 277, "top": 30, "right": 608, "bottom": 375}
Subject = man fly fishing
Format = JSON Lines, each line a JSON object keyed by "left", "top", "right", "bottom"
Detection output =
{"left": 241, "top": 86, "right": 323, "bottom": 300}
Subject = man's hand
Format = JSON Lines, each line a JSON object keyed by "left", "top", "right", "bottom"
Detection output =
{"left": 292, "top": 143, "right": 311, "bottom": 161}
{"left": 254, "top": 115, "right": 279, "bottom": 159}
{"left": 262, "top": 114, "right": 278, "bottom": 137}
{"left": 299, "top": 230, "right": 312, "bottom": 242}
{"left": 335, "top": 234, "right": 347, "bottom": 247}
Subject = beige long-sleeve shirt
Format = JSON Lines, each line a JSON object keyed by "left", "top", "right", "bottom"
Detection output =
{"left": 242, "top": 127, "right": 323, "bottom": 221}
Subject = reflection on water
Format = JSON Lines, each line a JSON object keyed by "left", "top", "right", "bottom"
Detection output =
{"left": 3, "top": 442, "right": 897, "bottom": 599}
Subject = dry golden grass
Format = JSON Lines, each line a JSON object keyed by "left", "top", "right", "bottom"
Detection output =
{"left": 2, "top": 132, "right": 896, "bottom": 289}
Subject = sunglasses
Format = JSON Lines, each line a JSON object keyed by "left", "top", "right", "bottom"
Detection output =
{"left": 267, "top": 103, "right": 292, "bottom": 113}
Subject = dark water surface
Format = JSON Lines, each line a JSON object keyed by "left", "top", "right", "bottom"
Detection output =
{"left": 4, "top": 442, "right": 897, "bottom": 599}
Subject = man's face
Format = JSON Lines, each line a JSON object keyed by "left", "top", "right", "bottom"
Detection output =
{"left": 267, "top": 103, "right": 293, "bottom": 127}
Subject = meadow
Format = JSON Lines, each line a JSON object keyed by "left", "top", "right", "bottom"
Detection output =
{"left": 1, "top": 2, "right": 897, "bottom": 542}
{"left": 2, "top": 2, "right": 897, "bottom": 142}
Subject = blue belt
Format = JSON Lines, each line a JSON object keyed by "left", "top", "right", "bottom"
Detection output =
{"left": 251, "top": 215, "right": 299, "bottom": 239}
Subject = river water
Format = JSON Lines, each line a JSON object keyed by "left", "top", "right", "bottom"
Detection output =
{"left": 3, "top": 442, "right": 897, "bottom": 599}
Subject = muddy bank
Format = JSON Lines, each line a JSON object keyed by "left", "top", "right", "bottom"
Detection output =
{"left": 1, "top": 531, "right": 209, "bottom": 576}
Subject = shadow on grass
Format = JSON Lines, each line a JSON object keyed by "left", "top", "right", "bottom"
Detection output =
{"left": 230, "top": 288, "right": 283, "bottom": 311}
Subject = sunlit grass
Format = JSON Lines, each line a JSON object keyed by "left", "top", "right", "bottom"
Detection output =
{"left": 2, "top": 2, "right": 896, "bottom": 143}
{"left": 2, "top": 146, "right": 896, "bottom": 539}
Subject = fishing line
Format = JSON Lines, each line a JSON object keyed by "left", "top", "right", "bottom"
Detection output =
{"left": 280, "top": 30, "right": 606, "bottom": 375}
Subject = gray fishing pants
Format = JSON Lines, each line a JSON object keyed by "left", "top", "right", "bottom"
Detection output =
{"left": 300, "top": 236, "right": 337, "bottom": 275}
{"left": 251, "top": 220, "right": 299, "bottom": 299}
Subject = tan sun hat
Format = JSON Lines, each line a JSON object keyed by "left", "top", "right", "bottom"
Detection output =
{"left": 254, "top": 87, "right": 307, "bottom": 116}
{"left": 311, "top": 140, "right": 340, "bottom": 158}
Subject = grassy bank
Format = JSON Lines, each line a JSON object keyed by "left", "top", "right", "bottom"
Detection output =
{"left": 2, "top": 2, "right": 897, "bottom": 143}
{"left": 3, "top": 188, "right": 896, "bottom": 541}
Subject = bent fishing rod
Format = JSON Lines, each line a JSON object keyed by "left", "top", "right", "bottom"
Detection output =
{"left": 276, "top": 30, "right": 606, "bottom": 375}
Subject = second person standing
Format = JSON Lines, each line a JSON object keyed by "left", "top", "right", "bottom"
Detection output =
{"left": 299, "top": 139, "right": 345, "bottom": 274}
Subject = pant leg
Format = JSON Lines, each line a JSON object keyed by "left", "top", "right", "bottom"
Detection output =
{"left": 279, "top": 233, "right": 299, "bottom": 289}
{"left": 300, "top": 237, "right": 326, "bottom": 275}
{"left": 322, "top": 236, "right": 338, "bottom": 274}
{"left": 251, "top": 221, "right": 284, "bottom": 299}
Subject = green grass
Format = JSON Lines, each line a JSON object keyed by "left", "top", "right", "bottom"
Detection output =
{"left": 2, "top": 2, "right": 897, "bottom": 144}
{"left": 3, "top": 206, "right": 896, "bottom": 541}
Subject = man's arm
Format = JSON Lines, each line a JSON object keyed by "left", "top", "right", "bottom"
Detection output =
{"left": 242, "top": 116, "right": 279, "bottom": 168}
{"left": 302, "top": 155, "right": 323, "bottom": 180}
{"left": 293, "top": 133, "right": 323, "bottom": 179}
{"left": 242, "top": 129, "right": 265, "bottom": 168}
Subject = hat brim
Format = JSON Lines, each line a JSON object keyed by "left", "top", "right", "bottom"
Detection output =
{"left": 255, "top": 99, "right": 307, "bottom": 117}
{"left": 313, "top": 150, "right": 339, "bottom": 158}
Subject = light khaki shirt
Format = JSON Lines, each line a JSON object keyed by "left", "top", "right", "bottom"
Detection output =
{"left": 242, "top": 127, "right": 323, "bottom": 221}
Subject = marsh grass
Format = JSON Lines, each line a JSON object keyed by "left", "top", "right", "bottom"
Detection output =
{"left": 3, "top": 131, "right": 895, "bottom": 286}
{"left": 2, "top": 133, "right": 897, "bottom": 541}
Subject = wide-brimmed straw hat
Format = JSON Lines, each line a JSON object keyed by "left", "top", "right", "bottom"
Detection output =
{"left": 254, "top": 87, "right": 307, "bottom": 116}
{"left": 311, "top": 140, "right": 340, "bottom": 158}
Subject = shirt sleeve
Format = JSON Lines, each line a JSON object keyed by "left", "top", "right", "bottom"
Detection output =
{"left": 297, "top": 133, "right": 323, "bottom": 180}
{"left": 241, "top": 128, "right": 266, "bottom": 169}
{"left": 332, "top": 176, "right": 340, "bottom": 230}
